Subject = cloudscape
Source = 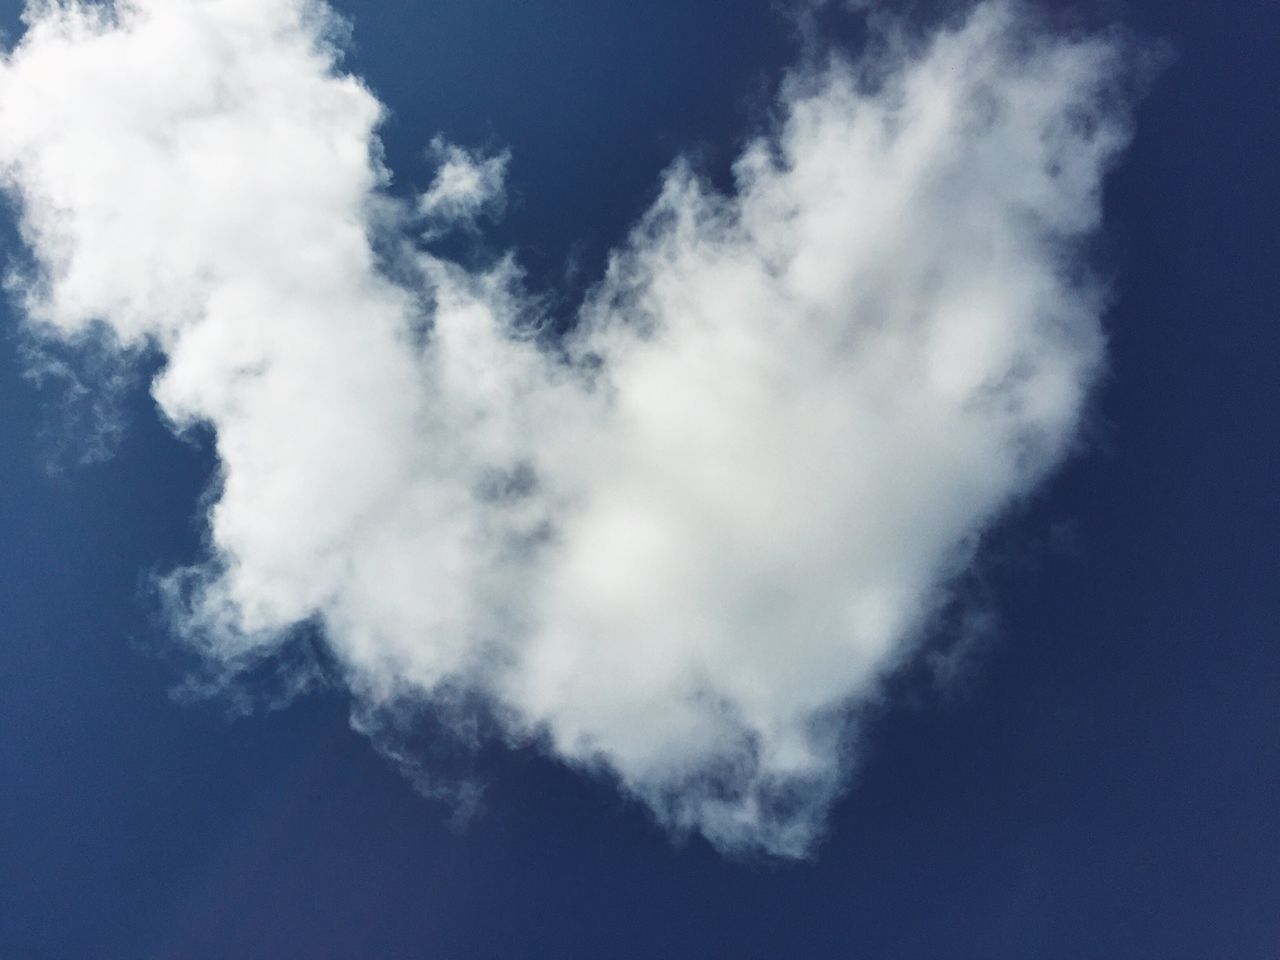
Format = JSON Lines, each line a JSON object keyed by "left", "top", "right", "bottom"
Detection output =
{"left": 0, "top": 0, "right": 1142, "bottom": 857}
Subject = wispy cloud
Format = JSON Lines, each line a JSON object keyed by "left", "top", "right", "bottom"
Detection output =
{"left": 0, "top": 0, "right": 1142, "bottom": 856}
{"left": 416, "top": 137, "right": 509, "bottom": 236}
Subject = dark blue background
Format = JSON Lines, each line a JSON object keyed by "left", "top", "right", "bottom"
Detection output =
{"left": 1, "top": 1, "right": 1277, "bottom": 957}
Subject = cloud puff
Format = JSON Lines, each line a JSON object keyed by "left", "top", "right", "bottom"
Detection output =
{"left": 416, "top": 136, "right": 509, "bottom": 234}
{"left": 0, "top": 0, "right": 1139, "bottom": 855}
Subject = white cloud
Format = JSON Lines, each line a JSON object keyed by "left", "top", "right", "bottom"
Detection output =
{"left": 0, "top": 0, "right": 1140, "bottom": 856}
{"left": 416, "top": 136, "right": 508, "bottom": 233}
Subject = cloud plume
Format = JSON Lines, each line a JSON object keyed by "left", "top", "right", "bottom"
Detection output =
{"left": 0, "top": 0, "right": 1139, "bottom": 855}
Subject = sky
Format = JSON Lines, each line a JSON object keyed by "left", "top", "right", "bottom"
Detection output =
{"left": 0, "top": 0, "right": 1276, "bottom": 957}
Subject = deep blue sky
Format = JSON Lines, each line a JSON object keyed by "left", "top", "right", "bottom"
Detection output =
{"left": 1, "top": 1, "right": 1277, "bottom": 958}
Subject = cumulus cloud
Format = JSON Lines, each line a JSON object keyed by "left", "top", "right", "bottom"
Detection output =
{"left": 0, "top": 0, "right": 1140, "bottom": 856}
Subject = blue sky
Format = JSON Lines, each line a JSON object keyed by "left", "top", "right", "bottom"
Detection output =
{"left": 0, "top": 0, "right": 1277, "bottom": 957}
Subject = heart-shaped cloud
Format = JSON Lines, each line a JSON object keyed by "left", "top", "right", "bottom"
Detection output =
{"left": 0, "top": 0, "right": 1140, "bottom": 855}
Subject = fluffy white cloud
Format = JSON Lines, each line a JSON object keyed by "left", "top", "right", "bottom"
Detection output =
{"left": 0, "top": 0, "right": 1139, "bottom": 855}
